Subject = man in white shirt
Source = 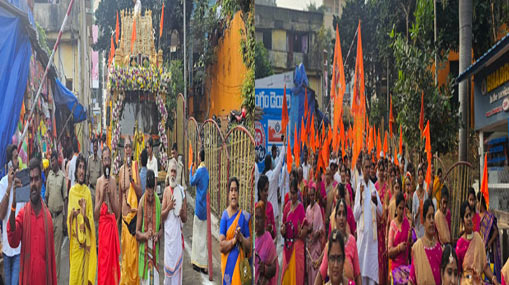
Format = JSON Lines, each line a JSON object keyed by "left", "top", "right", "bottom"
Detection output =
{"left": 264, "top": 146, "right": 285, "bottom": 224}
{"left": 0, "top": 145, "right": 26, "bottom": 285}
{"left": 146, "top": 137, "right": 158, "bottom": 179}
{"left": 301, "top": 147, "right": 310, "bottom": 181}
{"left": 354, "top": 156, "right": 382, "bottom": 285}
{"left": 67, "top": 138, "right": 79, "bottom": 189}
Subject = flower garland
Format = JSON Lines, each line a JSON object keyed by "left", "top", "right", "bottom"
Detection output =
{"left": 108, "top": 65, "right": 171, "bottom": 93}
{"left": 156, "top": 92, "right": 168, "bottom": 171}
{"left": 111, "top": 97, "right": 125, "bottom": 175}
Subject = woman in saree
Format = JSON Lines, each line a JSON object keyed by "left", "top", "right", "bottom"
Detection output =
{"left": 281, "top": 179, "right": 307, "bottom": 285}
{"left": 255, "top": 201, "right": 278, "bottom": 285}
{"left": 219, "top": 177, "right": 252, "bottom": 285}
{"left": 455, "top": 201, "right": 499, "bottom": 285}
{"left": 306, "top": 182, "right": 325, "bottom": 285}
{"left": 409, "top": 199, "right": 443, "bottom": 285}
{"left": 315, "top": 199, "right": 361, "bottom": 285}
{"left": 467, "top": 188, "right": 480, "bottom": 232}
{"left": 258, "top": 175, "right": 276, "bottom": 240}
{"left": 342, "top": 166, "right": 353, "bottom": 207}
{"left": 441, "top": 244, "right": 459, "bottom": 285}
{"left": 374, "top": 160, "right": 389, "bottom": 285}
{"left": 325, "top": 229, "right": 352, "bottom": 285}
{"left": 387, "top": 177, "right": 403, "bottom": 229}
{"left": 479, "top": 194, "right": 502, "bottom": 282}
{"left": 387, "top": 192, "right": 411, "bottom": 284}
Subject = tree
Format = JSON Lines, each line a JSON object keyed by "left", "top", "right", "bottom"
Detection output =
{"left": 255, "top": 41, "right": 273, "bottom": 79}
{"left": 391, "top": 0, "right": 459, "bottom": 155}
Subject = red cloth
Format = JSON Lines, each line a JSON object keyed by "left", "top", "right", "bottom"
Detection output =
{"left": 8, "top": 202, "right": 57, "bottom": 285}
{"left": 473, "top": 212, "right": 480, "bottom": 232}
{"left": 98, "top": 203, "right": 121, "bottom": 285}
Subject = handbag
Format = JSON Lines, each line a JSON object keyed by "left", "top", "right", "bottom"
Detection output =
{"left": 123, "top": 215, "right": 137, "bottom": 236}
{"left": 238, "top": 244, "right": 252, "bottom": 285}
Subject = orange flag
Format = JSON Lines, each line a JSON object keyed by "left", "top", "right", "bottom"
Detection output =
{"left": 108, "top": 35, "right": 115, "bottom": 67}
{"left": 367, "top": 126, "right": 374, "bottom": 153}
{"left": 389, "top": 95, "right": 394, "bottom": 138}
{"left": 115, "top": 11, "right": 120, "bottom": 45}
{"left": 383, "top": 131, "right": 388, "bottom": 157}
{"left": 481, "top": 152, "right": 489, "bottom": 209}
{"left": 399, "top": 124, "right": 403, "bottom": 156}
{"left": 376, "top": 127, "right": 382, "bottom": 159}
{"left": 294, "top": 125, "right": 300, "bottom": 167}
{"left": 419, "top": 91, "right": 425, "bottom": 136}
{"left": 159, "top": 2, "right": 165, "bottom": 38}
{"left": 331, "top": 24, "right": 346, "bottom": 120}
{"left": 281, "top": 85, "right": 289, "bottom": 136}
{"left": 310, "top": 115, "right": 316, "bottom": 151}
{"left": 287, "top": 138, "right": 293, "bottom": 173}
{"left": 300, "top": 117, "right": 306, "bottom": 148}
{"left": 131, "top": 18, "right": 137, "bottom": 53}
{"left": 394, "top": 147, "right": 399, "bottom": 166}
{"left": 339, "top": 117, "right": 345, "bottom": 154}
{"left": 351, "top": 21, "right": 365, "bottom": 116}
{"left": 188, "top": 139, "right": 193, "bottom": 169}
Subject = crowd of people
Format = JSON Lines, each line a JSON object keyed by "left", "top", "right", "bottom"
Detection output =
{"left": 0, "top": 135, "right": 210, "bottom": 285}
{"left": 255, "top": 142, "right": 509, "bottom": 285}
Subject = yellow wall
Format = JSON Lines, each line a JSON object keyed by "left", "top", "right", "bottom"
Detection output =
{"left": 207, "top": 11, "right": 248, "bottom": 117}
{"left": 49, "top": 32, "right": 80, "bottom": 94}
{"left": 272, "top": 30, "right": 287, "bottom": 51}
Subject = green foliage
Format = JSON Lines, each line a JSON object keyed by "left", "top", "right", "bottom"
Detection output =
{"left": 240, "top": 2, "right": 255, "bottom": 127}
{"left": 391, "top": 1, "right": 459, "bottom": 155}
{"left": 255, "top": 41, "right": 273, "bottom": 79}
{"left": 36, "top": 22, "right": 51, "bottom": 56}
{"left": 166, "top": 59, "right": 183, "bottom": 129}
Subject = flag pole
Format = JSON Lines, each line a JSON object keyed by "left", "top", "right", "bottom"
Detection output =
{"left": 18, "top": 0, "right": 77, "bottom": 151}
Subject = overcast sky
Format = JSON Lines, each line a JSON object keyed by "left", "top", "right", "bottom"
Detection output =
{"left": 276, "top": 0, "right": 323, "bottom": 11}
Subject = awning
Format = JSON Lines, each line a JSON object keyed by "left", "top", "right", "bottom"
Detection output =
{"left": 53, "top": 78, "right": 87, "bottom": 123}
{"left": 456, "top": 32, "right": 509, "bottom": 83}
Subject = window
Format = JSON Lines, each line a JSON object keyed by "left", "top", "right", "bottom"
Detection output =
{"left": 262, "top": 30, "right": 272, "bottom": 50}
{"left": 289, "top": 32, "right": 309, "bottom": 53}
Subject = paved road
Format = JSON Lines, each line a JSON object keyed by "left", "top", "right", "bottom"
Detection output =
{"left": 58, "top": 196, "right": 221, "bottom": 284}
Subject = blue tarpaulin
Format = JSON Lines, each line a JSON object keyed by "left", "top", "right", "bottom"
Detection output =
{"left": 0, "top": 5, "right": 32, "bottom": 175}
{"left": 53, "top": 78, "right": 87, "bottom": 123}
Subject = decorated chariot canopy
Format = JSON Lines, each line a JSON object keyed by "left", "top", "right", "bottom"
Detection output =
{"left": 108, "top": 8, "right": 170, "bottom": 175}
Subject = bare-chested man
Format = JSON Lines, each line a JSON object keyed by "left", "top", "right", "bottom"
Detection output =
{"left": 94, "top": 147, "right": 121, "bottom": 285}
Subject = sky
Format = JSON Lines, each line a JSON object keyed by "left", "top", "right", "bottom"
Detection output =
{"left": 276, "top": 0, "right": 323, "bottom": 11}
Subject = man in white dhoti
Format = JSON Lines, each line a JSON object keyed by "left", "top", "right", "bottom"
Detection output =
{"left": 353, "top": 157, "right": 382, "bottom": 285}
{"left": 162, "top": 160, "right": 187, "bottom": 285}
{"left": 189, "top": 149, "right": 209, "bottom": 273}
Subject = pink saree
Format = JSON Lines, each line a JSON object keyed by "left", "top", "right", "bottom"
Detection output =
{"left": 255, "top": 231, "right": 278, "bottom": 285}
{"left": 375, "top": 181, "right": 389, "bottom": 285}
{"left": 282, "top": 202, "right": 305, "bottom": 285}
{"left": 306, "top": 202, "right": 324, "bottom": 285}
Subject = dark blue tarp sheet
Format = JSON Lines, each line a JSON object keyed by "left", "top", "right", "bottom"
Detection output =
{"left": 53, "top": 78, "right": 87, "bottom": 123}
{"left": 0, "top": 5, "right": 32, "bottom": 175}
{"left": 289, "top": 64, "right": 329, "bottom": 146}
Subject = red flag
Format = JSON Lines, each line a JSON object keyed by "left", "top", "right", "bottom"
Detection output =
{"left": 115, "top": 11, "right": 120, "bottom": 45}
{"left": 351, "top": 21, "right": 365, "bottom": 116}
{"left": 419, "top": 91, "right": 425, "bottom": 135}
{"left": 399, "top": 124, "right": 403, "bottom": 157}
{"left": 481, "top": 152, "right": 489, "bottom": 209}
{"left": 294, "top": 125, "right": 300, "bottom": 167}
{"left": 159, "top": 2, "right": 165, "bottom": 38}
{"left": 281, "top": 85, "right": 289, "bottom": 136}
{"left": 389, "top": 95, "right": 394, "bottom": 138}
{"left": 131, "top": 18, "right": 137, "bottom": 53}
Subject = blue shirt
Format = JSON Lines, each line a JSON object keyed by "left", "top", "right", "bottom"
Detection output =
{"left": 190, "top": 163, "right": 209, "bottom": 220}
{"left": 140, "top": 167, "right": 147, "bottom": 195}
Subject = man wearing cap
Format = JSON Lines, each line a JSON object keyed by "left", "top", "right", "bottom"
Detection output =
{"left": 162, "top": 159, "right": 187, "bottom": 284}
{"left": 45, "top": 152, "right": 67, "bottom": 280}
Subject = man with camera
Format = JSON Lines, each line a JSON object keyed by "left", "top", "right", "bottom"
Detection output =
{"left": 0, "top": 144, "right": 25, "bottom": 285}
